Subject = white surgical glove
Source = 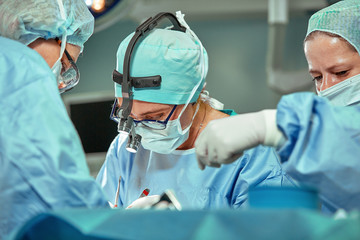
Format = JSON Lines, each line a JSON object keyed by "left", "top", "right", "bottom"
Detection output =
{"left": 195, "top": 109, "right": 283, "bottom": 170}
{"left": 126, "top": 195, "right": 161, "bottom": 209}
{"left": 126, "top": 195, "right": 174, "bottom": 210}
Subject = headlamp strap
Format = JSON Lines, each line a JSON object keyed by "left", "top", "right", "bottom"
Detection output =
{"left": 113, "top": 70, "right": 161, "bottom": 88}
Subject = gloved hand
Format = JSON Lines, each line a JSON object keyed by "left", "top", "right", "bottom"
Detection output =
{"left": 126, "top": 195, "right": 161, "bottom": 209}
{"left": 126, "top": 195, "right": 174, "bottom": 210}
{"left": 195, "top": 109, "right": 283, "bottom": 170}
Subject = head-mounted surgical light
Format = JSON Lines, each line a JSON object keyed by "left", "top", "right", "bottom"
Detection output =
{"left": 111, "top": 12, "right": 186, "bottom": 153}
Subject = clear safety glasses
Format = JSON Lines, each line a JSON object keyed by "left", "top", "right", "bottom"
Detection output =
{"left": 58, "top": 49, "right": 80, "bottom": 93}
{"left": 110, "top": 98, "right": 177, "bottom": 130}
{"left": 56, "top": 38, "right": 80, "bottom": 93}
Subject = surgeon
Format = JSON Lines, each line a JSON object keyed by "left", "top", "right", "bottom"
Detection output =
{"left": 0, "top": 0, "right": 108, "bottom": 238}
{"left": 195, "top": 0, "right": 360, "bottom": 214}
{"left": 96, "top": 11, "right": 294, "bottom": 210}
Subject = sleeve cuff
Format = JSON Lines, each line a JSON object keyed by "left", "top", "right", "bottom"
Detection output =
{"left": 263, "top": 109, "right": 284, "bottom": 148}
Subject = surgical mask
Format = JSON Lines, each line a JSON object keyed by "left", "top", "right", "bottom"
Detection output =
{"left": 51, "top": 34, "right": 66, "bottom": 84}
{"left": 135, "top": 103, "right": 200, "bottom": 154}
{"left": 51, "top": 58, "right": 62, "bottom": 82}
{"left": 317, "top": 73, "right": 360, "bottom": 106}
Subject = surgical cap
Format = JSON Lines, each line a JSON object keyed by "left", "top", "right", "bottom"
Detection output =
{"left": 115, "top": 28, "right": 208, "bottom": 105}
{"left": 306, "top": 0, "right": 360, "bottom": 54}
{"left": 0, "top": 0, "right": 94, "bottom": 51}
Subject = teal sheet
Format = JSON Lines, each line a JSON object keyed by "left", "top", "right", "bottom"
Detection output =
{"left": 12, "top": 209, "right": 360, "bottom": 240}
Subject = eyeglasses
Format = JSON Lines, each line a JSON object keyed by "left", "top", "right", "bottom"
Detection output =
{"left": 110, "top": 98, "right": 177, "bottom": 130}
{"left": 56, "top": 38, "right": 80, "bottom": 93}
{"left": 58, "top": 49, "right": 80, "bottom": 93}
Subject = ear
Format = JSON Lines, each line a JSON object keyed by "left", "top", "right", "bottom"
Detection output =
{"left": 192, "top": 96, "right": 202, "bottom": 106}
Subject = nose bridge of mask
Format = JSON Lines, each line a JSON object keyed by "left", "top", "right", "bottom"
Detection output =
{"left": 318, "top": 74, "right": 325, "bottom": 92}
{"left": 317, "top": 73, "right": 332, "bottom": 93}
{"left": 174, "top": 11, "right": 205, "bottom": 134}
{"left": 317, "top": 73, "right": 343, "bottom": 93}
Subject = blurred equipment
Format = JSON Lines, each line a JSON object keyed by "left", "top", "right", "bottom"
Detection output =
{"left": 126, "top": 0, "right": 327, "bottom": 22}
{"left": 266, "top": 0, "right": 329, "bottom": 94}
{"left": 62, "top": 91, "right": 118, "bottom": 177}
{"left": 267, "top": 0, "right": 312, "bottom": 93}
{"left": 85, "top": 0, "right": 136, "bottom": 33}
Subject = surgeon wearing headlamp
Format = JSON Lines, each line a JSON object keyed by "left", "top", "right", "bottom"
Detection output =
{"left": 96, "top": 11, "right": 294, "bottom": 210}
{"left": 195, "top": 0, "right": 360, "bottom": 214}
{"left": 0, "top": 0, "right": 108, "bottom": 238}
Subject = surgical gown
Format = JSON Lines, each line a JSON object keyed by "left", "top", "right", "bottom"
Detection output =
{"left": 0, "top": 37, "right": 108, "bottom": 239}
{"left": 97, "top": 110, "right": 294, "bottom": 209}
{"left": 277, "top": 92, "right": 360, "bottom": 214}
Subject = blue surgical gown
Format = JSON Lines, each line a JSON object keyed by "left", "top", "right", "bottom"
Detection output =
{"left": 276, "top": 92, "right": 360, "bottom": 213}
{"left": 97, "top": 110, "right": 294, "bottom": 209}
{"left": 0, "top": 37, "right": 108, "bottom": 238}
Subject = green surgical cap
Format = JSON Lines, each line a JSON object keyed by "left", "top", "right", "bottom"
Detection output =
{"left": 115, "top": 28, "right": 208, "bottom": 105}
{"left": 0, "top": 0, "right": 94, "bottom": 51}
{"left": 306, "top": 0, "right": 360, "bottom": 54}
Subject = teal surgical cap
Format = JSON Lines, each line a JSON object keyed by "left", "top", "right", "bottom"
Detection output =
{"left": 0, "top": 0, "right": 94, "bottom": 51}
{"left": 306, "top": 0, "right": 360, "bottom": 54}
{"left": 115, "top": 28, "right": 208, "bottom": 105}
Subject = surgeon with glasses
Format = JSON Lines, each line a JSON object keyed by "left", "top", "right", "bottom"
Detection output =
{"left": 0, "top": 0, "right": 108, "bottom": 238}
{"left": 96, "top": 11, "right": 294, "bottom": 210}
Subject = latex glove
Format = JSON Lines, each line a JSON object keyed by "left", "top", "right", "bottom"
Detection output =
{"left": 126, "top": 195, "right": 161, "bottom": 209}
{"left": 195, "top": 109, "right": 283, "bottom": 170}
{"left": 126, "top": 195, "right": 174, "bottom": 210}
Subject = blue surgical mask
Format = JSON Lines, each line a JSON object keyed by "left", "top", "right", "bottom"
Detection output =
{"left": 317, "top": 73, "right": 360, "bottom": 106}
{"left": 51, "top": 34, "right": 67, "bottom": 92}
{"left": 51, "top": 58, "right": 62, "bottom": 82}
{"left": 135, "top": 103, "right": 200, "bottom": 154}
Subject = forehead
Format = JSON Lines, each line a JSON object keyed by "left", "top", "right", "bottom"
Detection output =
{"left": 304, "top": 34, "right": 359, "bottom": 67}
{"left": 305, "top": 34, "right": 354, "bottom": 55}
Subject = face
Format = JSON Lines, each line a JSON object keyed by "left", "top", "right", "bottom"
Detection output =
{"left": 304, "top": 33, "right": 360, "bottom": 92}
{"left": 117, "top": 98, "right": 195, "bottom": 129}
{"left": 28, "top": 38, "right": 81, "bottom": 71}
